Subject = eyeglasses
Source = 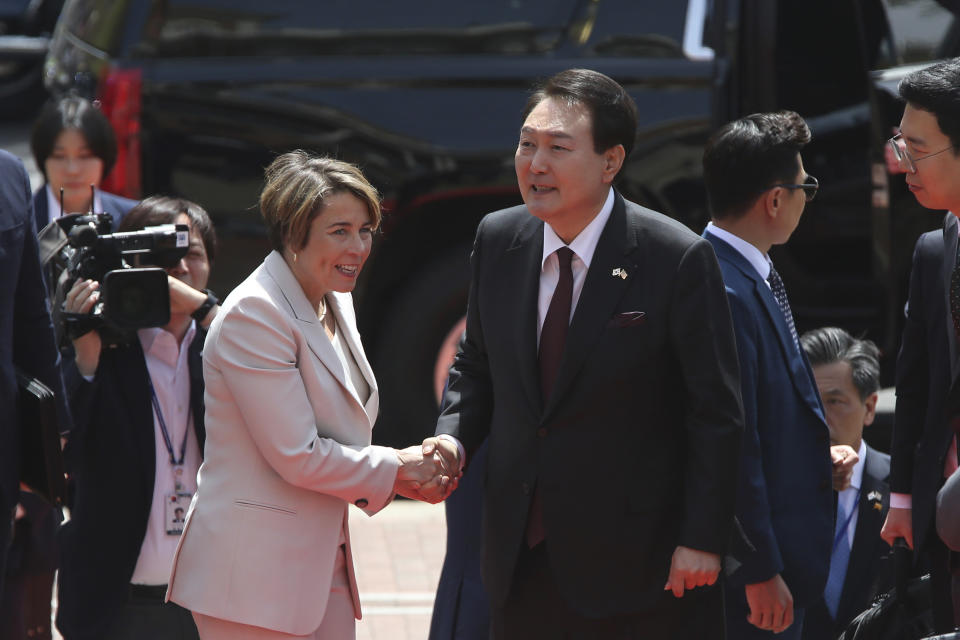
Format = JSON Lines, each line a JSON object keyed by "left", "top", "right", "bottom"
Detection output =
{"left": 887, "top": 133, "right": 955, "bottom": 174}
{"left": 765, "top": 174, "right": 819, "bottom": 202}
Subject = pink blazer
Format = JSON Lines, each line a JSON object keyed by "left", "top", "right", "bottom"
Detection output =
{"left": 167, "top": 251, "right": 399, "bottom": 635}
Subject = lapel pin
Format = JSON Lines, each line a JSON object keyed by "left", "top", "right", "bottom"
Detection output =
{"left": 873, "top": 502, "right": 883, "bottom": 511}
{"left": 612, "top": 267, "right": 628, "bottom": 280}
{"left": 867, "top": 490, "right": 882, "bottom": 502}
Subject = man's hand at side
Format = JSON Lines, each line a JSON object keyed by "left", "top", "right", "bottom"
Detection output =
{"left": 745, "top": 574, "right": 794, "bottom": 633}
{"left": 881, "top": 506, "right": 913, "bottom": 549}
{"left": 663, "top": 546, "right": 720, "bottom": 597}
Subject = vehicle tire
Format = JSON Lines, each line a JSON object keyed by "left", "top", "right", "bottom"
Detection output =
{"left": 370, "top": 245, "right": 471, "bottom": 450}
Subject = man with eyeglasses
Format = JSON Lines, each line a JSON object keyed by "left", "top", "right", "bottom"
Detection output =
{"left": 701, "top": 111, "right": 859, "bottom": 639}
{"left": 881, "top": 57, "right": 960, "bottom": 632}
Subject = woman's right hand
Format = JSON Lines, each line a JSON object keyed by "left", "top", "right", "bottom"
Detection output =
{"left": 393, "top": 446, "right": 451, "bottom": 504}
{"left": 65, "top": 278, "right": 103, "bottom": 377}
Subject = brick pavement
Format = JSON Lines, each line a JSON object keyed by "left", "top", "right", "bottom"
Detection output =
{"left": 352, "top": 499, "right": 447, "bottom": 640}
{"left": 48, "top": 499, "right": 447, "bottom": 640}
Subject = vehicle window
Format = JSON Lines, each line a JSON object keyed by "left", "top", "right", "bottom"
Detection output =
{"left": 879, "top": 0, "right": 959, "bottom": 65}
{"left": 58, "top": 0, "right": 133, "bottom": 55}
{"left": 579, "top": 0, "right": 690, "bottom": 58}
{"left": 135, "top": 0, "right": 579, "bottom": 57}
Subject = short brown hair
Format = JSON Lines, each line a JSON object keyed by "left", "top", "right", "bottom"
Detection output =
{"left": 260, "top": 151, "right": 381, "bottom": 252}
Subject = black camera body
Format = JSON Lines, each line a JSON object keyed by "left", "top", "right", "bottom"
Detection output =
{"left": 56, "top": 213, "right": 190, "bottom": 341}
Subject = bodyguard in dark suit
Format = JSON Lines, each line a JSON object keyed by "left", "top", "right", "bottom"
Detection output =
{"left": 702, "top": 111, "right": 843, "bottom": 639}
{"left": 799, "top": 327, "right": 893, "bottom": 639}
{"left": 56, "top": 197, "right": 219, "bottom": 640}
{"left": 0, "top": 149, "right": 71, "bottom": 598}
{"left": 880, "top": 57, "right": 960, "bottom": 631}
{"left": 423, "top": 69, "right": 745, "bottom": 639}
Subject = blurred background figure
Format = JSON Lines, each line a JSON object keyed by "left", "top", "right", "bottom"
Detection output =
{"left": 799, "top": 327, "right": 892, "bottom": 640}
{"left": 55, "top": 197, "right": 219, "bottom": 640}
{"left": 0, "top": 148, "right": 71, "bottom": 640}
{"left": 30, "top": 95, "right": 137, "bottom": 229}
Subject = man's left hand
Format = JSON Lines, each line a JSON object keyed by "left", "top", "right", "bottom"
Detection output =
{"left": 831, "top": 445, "right": 859, "bottom": 491}
{"left": 663, "top": 546, "right": 720, "bottom": 597}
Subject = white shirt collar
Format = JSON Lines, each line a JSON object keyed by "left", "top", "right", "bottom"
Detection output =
{"left": 45, "top": 184, "right": 105, "bottom": 226}
{"left": 705, "top": 221, "right": 771, "bottom": 281}
{"left": 542, "top": 188, "right": 615, "bottom": 269}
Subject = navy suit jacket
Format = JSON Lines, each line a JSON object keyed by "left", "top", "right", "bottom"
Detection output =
{"left": 705, "top": 230, "right": 834, "bottom": 607}
{"left": 32, "top": 187, "right": 137, "bottom": 233}
{"left": 0, "top": 151, "right": 71, "bottom": 582}
{"left": 56, "top": 332, "right": 205, "bottom": 640}
{"left": 892, "top": 213, "right": 960, "bottom": 554}
{"left": 802, "top": 445, "right": 892, "bottom": 640}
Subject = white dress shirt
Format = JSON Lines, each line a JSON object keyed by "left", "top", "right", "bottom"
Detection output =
{"left": 537, "top": 188, "right": 615, "bottom": 343}
{"left": 130, "top": 323, "right": 202, "bottom": 586}
{"left": 44, "top": 183, "right": 104, "bottom": 226}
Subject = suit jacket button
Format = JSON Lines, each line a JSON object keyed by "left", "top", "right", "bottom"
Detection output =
{"left": 537, "top": 427, "right": 547, "bottom": 438}
{"left": 355, "top": 498, "right": 369, "bottom": 508}
{"left": 522, "top": 482, "right": 530, "bottom": 495}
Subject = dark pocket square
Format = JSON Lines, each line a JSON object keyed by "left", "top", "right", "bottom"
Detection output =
{"left": 608, "top": 311, "right": 646, "bottom": 328}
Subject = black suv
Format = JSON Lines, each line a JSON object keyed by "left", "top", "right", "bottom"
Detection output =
{"left": 44, "top": 0, "right": 959, "bottom": 448}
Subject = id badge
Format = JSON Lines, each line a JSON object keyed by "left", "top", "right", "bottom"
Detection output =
{"left": 165, "top": 492, "right": 192, "bottom": 535}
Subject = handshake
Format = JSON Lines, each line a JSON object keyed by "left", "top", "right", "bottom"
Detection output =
{"left": 392, "top": 437, "right": 462, "bottom": 504}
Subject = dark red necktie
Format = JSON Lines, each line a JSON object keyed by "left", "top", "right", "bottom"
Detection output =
{"left": 526, "top": 246, "right": 574, "bottom": 548}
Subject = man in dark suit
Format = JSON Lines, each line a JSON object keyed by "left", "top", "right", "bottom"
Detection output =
{"left": 0, "top": 149, "right": 71, "bottom": 598}
{"left": 799, "top": 327, "right": 892, "bottom": 639}
{"left": 55, "top": 197, "right": 219, "bottom": 640}
{"left": 702, "top": 111, "right": 846, "bottom": 639}
{"left": 422, "top": 68, "right": 745, "bottom": 638}
{"left": 881, "top": 56, "right": 960, "bottom": 631}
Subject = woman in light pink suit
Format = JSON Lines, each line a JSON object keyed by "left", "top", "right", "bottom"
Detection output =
{"left": 167, "top": 151, "right": 453, "bottom": 639}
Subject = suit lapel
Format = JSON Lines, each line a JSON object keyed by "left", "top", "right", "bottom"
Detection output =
{"left": 544, "top": 194, "right": 637, "bottom": 419}
{"left": 504, "top": 214, "right": 544, "bottom": 417}
{"left": 263, "top": 252, "right": 363, "bottom": 415}
{"left": 708, "top": 234, "right": 823, "bottom": 417}
{"left": 327, "top": 292, "right": 379, "bottom": 427}
{"left": 942, "top": 214, "right": 960, "bottom": 383}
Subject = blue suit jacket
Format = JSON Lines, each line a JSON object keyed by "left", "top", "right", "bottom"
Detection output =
{"left": 32, "top": 187, "right": 137, "bottom": 232}
{"left": 0, "top": 151, "right": 71, "bottom": 581}
{"left": 705, "top": 230, "right": 834, "bottom": 607}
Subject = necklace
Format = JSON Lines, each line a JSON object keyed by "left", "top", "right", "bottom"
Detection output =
{"left": 318, "top": 297, "right": 327, "bottom": 320}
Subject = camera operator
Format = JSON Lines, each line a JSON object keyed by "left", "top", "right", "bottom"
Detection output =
{"left": 55, "top": 196, "right": 218, "bottom": 640}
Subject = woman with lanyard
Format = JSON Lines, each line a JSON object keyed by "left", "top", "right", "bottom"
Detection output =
{"left": 56, "top": 196, "right": 220, "bottom": 640}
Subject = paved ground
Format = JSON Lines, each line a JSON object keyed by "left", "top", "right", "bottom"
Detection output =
{"left": 351, "top": 499, "right": 447, "bottom": 640}
{"left": 46, "top": 499, "right": 447, "bottom": 640}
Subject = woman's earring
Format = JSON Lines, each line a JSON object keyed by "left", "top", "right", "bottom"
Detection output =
{"left": 293, "top": 252, "right": 298, "bottom": 263}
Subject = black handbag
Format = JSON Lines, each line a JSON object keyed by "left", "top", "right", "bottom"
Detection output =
{"left": 839, "top": 539, "right": 938, "bottom": 640}
{"left": 16, "top": 368, "right": 66, "bottom": 508}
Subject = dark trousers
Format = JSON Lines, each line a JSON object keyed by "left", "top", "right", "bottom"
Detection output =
{"left": 491, "top": 544, "right": 726, "bottom": 640}
{"left": 99, "top": 586, "right": 199, "bottom": 640}
{"left": 722, "top": 580, "right": 805, "bottom": 640}
{"left": 928, "top": 533, "right": 960, "bottom": 632}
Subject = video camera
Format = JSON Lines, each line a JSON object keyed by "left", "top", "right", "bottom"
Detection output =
{"left": 52, "top": 212, "right": 190, "bottom": 343}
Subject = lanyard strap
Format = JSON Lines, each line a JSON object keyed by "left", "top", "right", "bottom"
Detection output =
{"left": 832, "top": 492, "right": 861, "bottom": 552}
{"left": 148, "top": 378, "right": 189, "bottom": 466}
